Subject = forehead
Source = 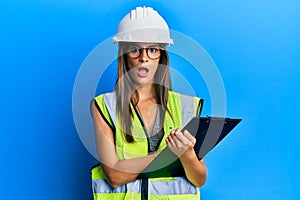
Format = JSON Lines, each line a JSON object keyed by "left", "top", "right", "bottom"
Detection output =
{"left": 124, "top": 43, "right": 160, "bottom": 48}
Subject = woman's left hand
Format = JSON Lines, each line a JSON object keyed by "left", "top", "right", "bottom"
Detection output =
{"left": 166, "top": 128, "right": 196, "bottom": 158}
{"left": 166, "top": 128, "right": 207, "bottom": 187}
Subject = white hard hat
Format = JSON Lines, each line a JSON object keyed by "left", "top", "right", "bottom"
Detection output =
{"left": 112, "top": 6, "right": 174, "bottom": 45}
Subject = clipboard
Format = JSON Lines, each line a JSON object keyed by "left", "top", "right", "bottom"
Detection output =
{"left": 138, "top": 116, "right": 242, "bottom": 178}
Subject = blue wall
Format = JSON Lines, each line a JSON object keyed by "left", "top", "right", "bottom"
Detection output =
{"left": 1, "top": 0, "right": 299, "bottom": 199}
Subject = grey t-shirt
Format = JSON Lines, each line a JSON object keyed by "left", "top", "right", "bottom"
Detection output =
{"left": 135, "top": 107, "right": 164, "bottom": 153}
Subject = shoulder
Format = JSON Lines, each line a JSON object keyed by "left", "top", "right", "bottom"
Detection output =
{"left": 94, "top": 91, "right": 116, "bottom": 105}
{"left": 93, "top": 91, "right": 116, "bottom": 117}
{"left": 92, "top": 91, "right": 116, "bottom": 130}
{"left": 95, "top": 91, "right": 115, "bottom": 101}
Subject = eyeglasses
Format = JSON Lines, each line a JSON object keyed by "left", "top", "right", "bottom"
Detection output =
{"left": 126, "top": 46, "right": 164, "bottom": 60}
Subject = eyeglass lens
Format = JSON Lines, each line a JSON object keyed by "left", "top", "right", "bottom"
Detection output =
{"left": 127, "top": 46, "right": 162, "bottom": 59}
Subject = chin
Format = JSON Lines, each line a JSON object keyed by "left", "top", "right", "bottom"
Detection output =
{"left": 131, "top": 76, "right": 155, "bottom": 86}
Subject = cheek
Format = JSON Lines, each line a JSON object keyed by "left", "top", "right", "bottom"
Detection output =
{"left": 150, "top": 60, "right": 160, "bottom": 71}
{"left": 127, "top": 59, "right": 139, "bottom": 69}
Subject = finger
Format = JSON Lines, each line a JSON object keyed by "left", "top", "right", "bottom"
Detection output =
{"left": 170, "top": 129, "right": 190, "bottom": 147}
{"left": 174, "top": 130, "right": 189, "bottom": 144}
{"left": 171, "top": 130, "right": 182, "bottom": 149}
{"left": 169, "top": 128, "right": 179, "bottom": 141}
{"left": 169, "top": 129, "right": 176, "bottom": 139}
{"left": 183, "top": 130, "right": 196, "bottom": 145}
{"left": 173, "top": 128, "right": 181, "bottom": 136}
{"left": 166, "top": 136, "right": 176, "bottom": 148}
{"left": 170, "top": 128, "right": 191, "bottom": 149}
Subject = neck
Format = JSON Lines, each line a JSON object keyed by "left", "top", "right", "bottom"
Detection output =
{"left": 136, "top": 84, "right": 156, "bottom": 101}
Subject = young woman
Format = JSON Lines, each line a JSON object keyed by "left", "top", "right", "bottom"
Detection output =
{"left": 91, "top": 6, "right": 207, "bottom": 200}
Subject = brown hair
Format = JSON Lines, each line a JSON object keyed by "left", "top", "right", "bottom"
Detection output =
{"left": 115, "top": 44, "right": 172, "bottom": 142}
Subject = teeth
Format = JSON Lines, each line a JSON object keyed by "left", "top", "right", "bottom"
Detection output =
{"left": 138, "top": 67, "right": 149, "bottom": 72}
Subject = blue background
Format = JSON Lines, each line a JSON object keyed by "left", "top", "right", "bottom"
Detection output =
{"left": 1, "top": 0, "right": 299, "bottom": 199}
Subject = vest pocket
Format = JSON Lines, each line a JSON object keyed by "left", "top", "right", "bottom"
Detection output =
{"left": 122, "top": 141, "right": 148, "bottom": 159}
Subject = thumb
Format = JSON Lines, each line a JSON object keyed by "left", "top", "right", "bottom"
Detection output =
{"left": 183, "top": 130, "right": 196, "bottom": 145}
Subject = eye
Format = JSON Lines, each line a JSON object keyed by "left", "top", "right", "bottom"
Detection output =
{"left": 149, "top": 47, "right": 159, "bottom": 53}
{"left": 129, "top": 46, "right": 140, "bottom": 53}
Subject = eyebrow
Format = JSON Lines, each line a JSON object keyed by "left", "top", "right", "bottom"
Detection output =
{"left": 128, "top": 44, "right": 160, "bottom": 48}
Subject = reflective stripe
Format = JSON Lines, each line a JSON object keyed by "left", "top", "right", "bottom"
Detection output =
{"left": 181, "top": 94, "right": 195, "bottom": 127}
{"left": 149, "top": 177, "right": 199, "bottom": 195}
{"left": 104, "top": 92, "right": 117, "bottom": 126}
{"left": 93, "top": 179, "right": 142, "bottom": 194}
{"left": 127, "top": 180, "right": 142, "bottom": 194}
{"left": 93, "top": 177, "right": 198, "bottom": 195}
{"left": 93, "top": 179, "right": 126, "bottom": 193}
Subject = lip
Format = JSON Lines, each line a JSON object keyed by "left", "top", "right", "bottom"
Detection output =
{"left": 136, "top": 66, "right": 149, "bottom": 78}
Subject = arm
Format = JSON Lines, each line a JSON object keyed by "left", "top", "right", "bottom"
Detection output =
{"left": 166, "top": 128, "right": 207, "bottom": 187}
{"left": 91, "top": 101, "right": 160, "bottom": 188}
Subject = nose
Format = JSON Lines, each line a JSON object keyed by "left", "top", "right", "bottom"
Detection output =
{"left": 139, "top": 49, "right": 148, "bottom": 62}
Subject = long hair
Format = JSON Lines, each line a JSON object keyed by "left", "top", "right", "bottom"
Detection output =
{"left": 115, "top": 44, "right": 172, "bottom": 142}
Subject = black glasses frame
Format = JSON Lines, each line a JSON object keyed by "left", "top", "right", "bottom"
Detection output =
{"left": 125, "top": 46, "right": 165, "bottom": 60}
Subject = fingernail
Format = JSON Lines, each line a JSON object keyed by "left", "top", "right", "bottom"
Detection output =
{"left": 183, "top": 130, "right": 188, "bottom": 136}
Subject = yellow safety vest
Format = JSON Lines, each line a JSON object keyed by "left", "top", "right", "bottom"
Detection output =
{"left": 92, "top": 90, "right": 203, "bottom": 200}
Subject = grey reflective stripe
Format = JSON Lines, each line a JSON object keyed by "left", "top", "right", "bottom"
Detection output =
{"left": 126, "top": 180, "right": 142, "bottom": 193}
{"left": 104, "top": 91, "right": 117, "bottom": 126}
{"left": 93, "top": 179, "right": 126, "bottom": 193}
{"left": 92, "top": 178, "right": 198, "bottom": 195}
{"left": 148, "top": 177, "right": 199, "bottom": 195}
{"left": 93, "top": 179, "right": 142, "bottom": 194}
{"left": 181, "top": 94, "right": 195, "bottom": 127}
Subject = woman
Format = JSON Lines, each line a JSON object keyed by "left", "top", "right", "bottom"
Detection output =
{"left": 91, "top": 6, "right": 207, "bottom": 200}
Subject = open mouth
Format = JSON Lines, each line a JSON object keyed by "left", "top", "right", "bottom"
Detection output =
{"left": 137, "top": 67, "right": 149, "bottom": 77}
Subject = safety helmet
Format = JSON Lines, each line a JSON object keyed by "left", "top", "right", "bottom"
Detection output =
{"left": 112, "top": 6, "right": 174, "bottom": 45}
